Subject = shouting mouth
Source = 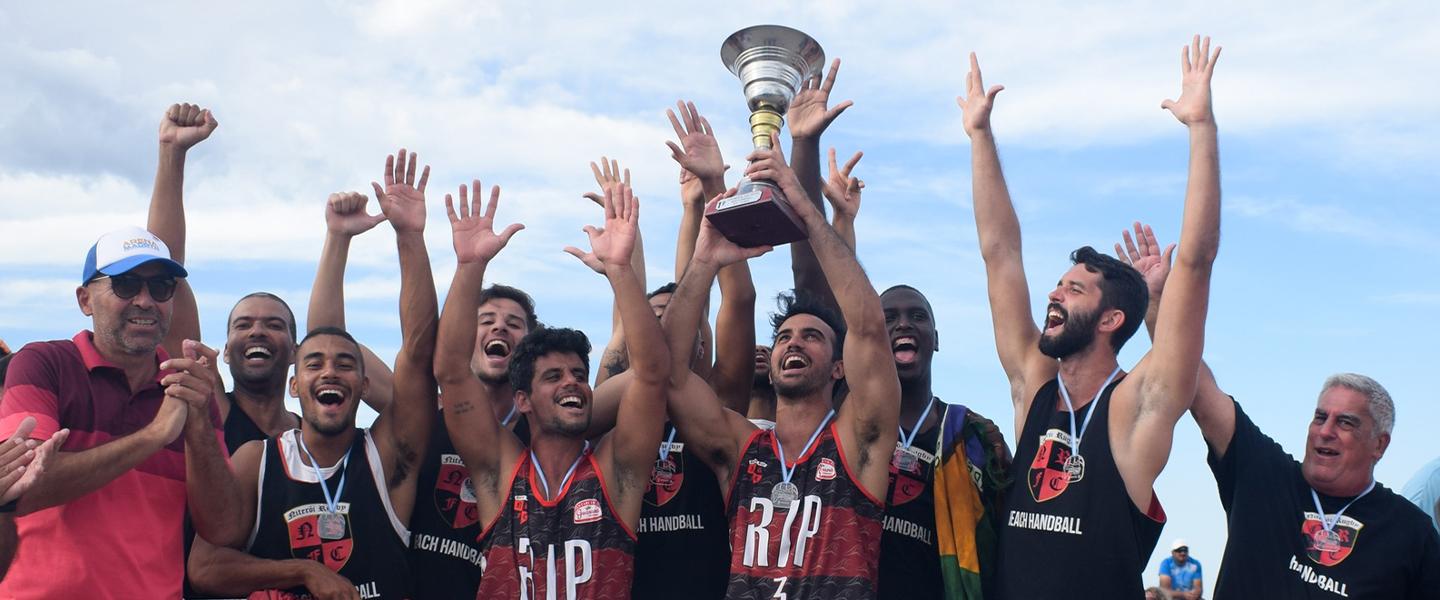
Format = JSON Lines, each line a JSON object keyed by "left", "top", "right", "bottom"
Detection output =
{"left": 892, "top": 336, "right": 918, "bottom": 365}
{"left": 483, "top": 339, "right": 511, "bottom": 358}
{"left": 244, "top": 345, "right": 274, "bottom": 364}
{"left": 1044, "top": 304, "right": 1067, "bottom": 333}
{"left": 315, "top": 386, "right": 347, "bottom": 407}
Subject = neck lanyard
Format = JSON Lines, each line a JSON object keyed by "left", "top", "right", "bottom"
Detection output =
{"left": 1310, "top": 479, "right": 1376, "bottom": 534}
{"left": 658, "top": 427, "right": 678, "bottom": 461}
{"left": 501, "top": 403, "right": 518, "bottom": 428}
{"left": 295, "top": 432, "right": 351, "bottom": 514}
{"left": 897, "top": 396, "right": 937, "bottom": 450}
{"left": 776, "top": 409, "right": 834, "bottom": 484}
{"left": 531, "top": 441, "right": 589, "bottom": 501}
{"left": 1055, "top": 365, "right": 1122, "bottom": 458}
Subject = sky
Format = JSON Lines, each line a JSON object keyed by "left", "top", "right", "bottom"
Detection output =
{"left": 2, "top": 0, "right": 1438, "bottom": 593}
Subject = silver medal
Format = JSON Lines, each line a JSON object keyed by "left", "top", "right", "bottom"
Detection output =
{"left": 771, "top": 481, "right": 800, "bottom": 508}
{"left": 317, "top": 512, "right": 346, "bottom": 540}
{"left": 1063, "top": 454, "right": 1085, "bottom": 482}
{"left": 1312, "top": 527, "right": 1341, "bottom": 551}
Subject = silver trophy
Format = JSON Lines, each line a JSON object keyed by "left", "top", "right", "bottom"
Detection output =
{"left": 706, "top": 25, "right": 825, "bottom": 247}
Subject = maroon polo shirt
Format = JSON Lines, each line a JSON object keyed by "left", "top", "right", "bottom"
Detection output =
{"left": 0, "top": 331, "right": 223, "bottom": 600}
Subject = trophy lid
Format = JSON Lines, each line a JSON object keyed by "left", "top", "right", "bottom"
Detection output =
{"left": 720, "top": 25, "right": 825, "bottom": 79}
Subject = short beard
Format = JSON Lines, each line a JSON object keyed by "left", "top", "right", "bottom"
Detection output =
{"left": 1038, "top": 307, "right": 1099, "bottom": 359}
{"left": 773, "top": 371, "right": 829, "bottom": 398}
{"left": 305, "top": 413, "right": 354, "bottom": 437}
{"left": 544, "top": 414, "right": 591, "bottom": 438}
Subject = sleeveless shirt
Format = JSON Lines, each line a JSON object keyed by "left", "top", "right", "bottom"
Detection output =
{"left": 474, "top": 449, "right": 638, "bottom": 599}
{"left": 246, "top": 429, "right": 412, "bottom": 599}
{"left": 725, "top": 424, "right": 885, "bottom": 600}
{"left": 632, "top": 422, "right": 729, "bottom": 600}
{"left": 995, "top": 377, "right": 1164, "bottom": 599}
{"left": 877, "top": 405, "right": 946, "bottom": 599}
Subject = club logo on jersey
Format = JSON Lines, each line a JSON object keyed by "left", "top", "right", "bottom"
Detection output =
{"left": 815, "top": 457, "right": 837, "bottom": 481}
{"left": 1301, "top": 512, "right": 1363, "bottom": 567}
{"left": 434, "top": 454, "right": 480, "bottom": 529}
{"left": 574, "top": 498, "right": 602, "bottom": 524}
{"left": 513, "top": 494, "right": 529, "bottom": 525}
{"left": 646, "top": 451, "right": 685, "bottom": 507}
{"left": 285, "top": 503, "right": 353, "bottom": 571}
{"left": 1028, "top": 429, "right": 1078, "bottom": 503}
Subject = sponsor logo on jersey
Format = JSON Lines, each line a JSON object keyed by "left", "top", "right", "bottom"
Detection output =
{"left": 645, "top": 452, "right": 684, "bottom": 507}
{"left": 574, "top": 498, "right": 602, "bottom": 524}
{"left": 285, "top": 502, "right": 353, "bottom": 571}
{"left": 1301, "top": 512, "right": 1363, "bottom": 567}
{"left": 815, "top": 457, "right": 837, "bottom": 481}
{"left": 434, "top": 453, "right": 479, "bottom": 529}
{"left": 1027, "top": 429, "right": 1076, "bottom": 503}
{"left": 514, "top": 494, "right": 529, "bottom": 525}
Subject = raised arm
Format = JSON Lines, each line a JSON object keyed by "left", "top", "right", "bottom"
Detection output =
{"left": 786, "top": 59, "right": 852, "bottom": 314}
{"left": 147, "top": 103, "right": 218, "bottom": 356}
{"left": 821, "top": 148, "right": 864, "bottom": 250}
{"left": 364, "top": 150, "right": 439, "bottom": 525}
{"left": 666, "top": 100, "right": 729, "bottom": 277}
{"left": 306, "top": 192, "right": 396, "bottom": 412}
{"left": 574, "top": 159, "right": 647, "bottom": 388}
{"left": 579, "top": 183, "right": 671, "bottom": 522}
{"left": 746, "top": 133, "right": 900, "bottom": 498}
{"left": 435, "top": 181, "right": 525, "bottom": 526}
{"left": 957, "top": 54, "right": 1049, "bottom": 411}
{"left": 1113, "top": 36, "right": 1223, "bottom": 491}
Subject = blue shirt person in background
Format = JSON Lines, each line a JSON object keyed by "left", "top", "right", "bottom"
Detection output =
{"left": 1159, "top": 539, "right": 1204, "bottom": 599}
{"left": 1402, "top": 457, "right": 1440, "bottom": 535}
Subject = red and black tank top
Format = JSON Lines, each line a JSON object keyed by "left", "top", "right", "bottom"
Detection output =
{"left": 725, "top": 424, "right": 885, "bottom": 600}
{"left": 474, "top": 449, "right": 637, "bottom": 600}
{"left": 996, "top": 377, "right": 1164, "bottom": 599}
{"left": 246, "top": 429, "right": 412, "bottom": 599}
{"left": 408, "top": 410, "right": 530, "bottom": 599}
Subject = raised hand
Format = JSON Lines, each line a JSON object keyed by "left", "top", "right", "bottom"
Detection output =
{"left": 666, "top": 100, "right": 725, "bottom": 181}
{"left": 956, "top": 53, "right": 1005, "bottom": 138}
{"left": 695, "top": 190, "right": 774, "bottom": 267}
{"left": 1161, "top": 35, "right": 1222, "bottom": 127}
{"left": 744, "top": 132, "right": 816, "bottom": 224}
{"left": 325, "top": 191, "right": 387, "bottom": 237}
{"left": 1114, "top": 221, "right": 1176, "bottom": 300}
{"left": 576, "top": 182, "right": 640, "bottom": 269}
{"left": 160, "top": 340, "right": 223, "bottom": 414}
{"left": 788, "top": 58, "right": 853, "bottom": 140}
{"left": 581, "top": 157, "right": 630, "bottom": 208}
{"left": 158, "top": 102, "right": 219, "bottom": 150}
{"left": 822, "top": 148, "right": 865, "bottom": 222}
{"left": 445, "top": 180, "right": 524, "bottom": 265}
{"left": 371, "top": 149, "right": 430, "bottom": 234}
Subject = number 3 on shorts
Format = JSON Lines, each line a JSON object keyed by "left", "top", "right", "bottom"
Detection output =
{"left": 771, "top": 576, "right": 788, "bottom": 600}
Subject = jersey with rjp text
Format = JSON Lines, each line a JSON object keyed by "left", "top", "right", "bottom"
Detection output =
{"left": 996, "top": 377, "right": 1164, "bottom": 600}
{"left": 725, "top": 424, "right": 885, "bottom": 600}
{"left": 246, "top": 429, "right": 412, "bottom": 599}
{"left": 475, "top": 450, "right": 637, "bottom": 600}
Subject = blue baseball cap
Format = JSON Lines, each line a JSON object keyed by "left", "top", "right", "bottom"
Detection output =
{"left": 81, "top": 226, "right": 188, "bottom": 284}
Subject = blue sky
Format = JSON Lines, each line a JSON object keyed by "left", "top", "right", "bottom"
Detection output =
{"left": 2, "top": 0, "right": 1437, "bottom": 592}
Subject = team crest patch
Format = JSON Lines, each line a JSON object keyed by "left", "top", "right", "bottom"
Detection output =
{"left": 1302, "top": 512, "right": 1363, "bottom": 567}
{"left": 574, "top": 498, "right": 602, "bottom": 524}
{"left": 434, "top": 454, "right": 479, "bottom": 529}
{"left": 646, "top": 450, "right": 685, "bottom": 507}
{"left": 1028, "top": 429, "right": 1079, "bottom": 503}
{"left": 513, "top": 494, "right": 529, "bottom": 525}
{"left": 815, "top": 457, "right": 837, "bottom": 481}
{"left": 286, "top": 503, "right": 353, "bottom": 571}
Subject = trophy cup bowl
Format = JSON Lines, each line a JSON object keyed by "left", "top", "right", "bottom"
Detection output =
{"left": 706, "top": 25, "right": 825, "bottom": 248}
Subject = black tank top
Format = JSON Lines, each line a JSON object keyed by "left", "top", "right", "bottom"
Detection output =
{"left": 247, "top": 429, "right": 412, "bottom": 599}
{"left": 877, "top": 405, "right": 945, "bottom": 600}
{"left": 632, "top": 422, "right": 729, "bottom": 600}
{"left": 408, "top": 409, "right": 531, "bottom": 599}
{"left": 996, "top": 377, "right": 1164, "bottom": 599}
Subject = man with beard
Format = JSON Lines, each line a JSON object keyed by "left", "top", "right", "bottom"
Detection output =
{"left": 661, "top": 132, "right": 898, "bottom": 600}
{"left": 961, "top": 38, "right": 1222, "bottom": 597}
{"left": 878, "top": 284, "right": 1011, "bottom": 600}
{"left": 438, "top": 180, "right": 669, "bottom": 599}
{"left": 187, "top": 149, "right": 439, "bottom": 599}
{"left": 1117, "top": 223, "right": 1440, "bottom": 598}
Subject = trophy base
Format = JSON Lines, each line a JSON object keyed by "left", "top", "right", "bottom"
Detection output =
{"left": 704, "top": 179, "right": 808, "bottom": 248}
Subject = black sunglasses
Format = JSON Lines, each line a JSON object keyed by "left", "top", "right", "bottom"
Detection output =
{"left": 91, "top": 274, "right": 178, "bottom": 302}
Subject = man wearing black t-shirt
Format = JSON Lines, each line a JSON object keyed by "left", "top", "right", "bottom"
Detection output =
{"left": 1117, "top": 225, "right": 1440, "bottom": 599}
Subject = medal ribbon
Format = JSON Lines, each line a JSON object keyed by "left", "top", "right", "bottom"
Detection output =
{"left": 1309, "top": 479, "right": 1376, "bottom": 534}
{"left": 1055, "top": 365, "right": 1122, "bottom": 459}
{"left": 776, "top": 409, "right": 835, "bottom": 485}
{"left": 531, "top": 441, "right": 590, "bottom": 501}
{"left": 897, "top": 396, "right": 936, "bottom": 451}
{"left": 295, "top": 432, "right": 351, "bottom": 514}
{"left": 658, "top": 426, "right": 678, "bottom": 461}
{"left": 501, "top": 403, "right": 518, "bottom": 428}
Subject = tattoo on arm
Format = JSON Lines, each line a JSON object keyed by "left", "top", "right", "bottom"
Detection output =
{"left": 451, "top": 400, "right": 475, "bottom": 415}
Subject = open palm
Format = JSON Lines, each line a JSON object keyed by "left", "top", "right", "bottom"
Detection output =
{"left": 446, "top": 180, "right": 524, "bottom": 264}
{"left": 1115, "top": 222, "right": 1175, "bottom": 299}
{"left": 1161, "top": 35, "right": 1221, "bottom": 127}
{"left": 788, "top": 59, "right": 853, "bottom": 140}
{"left": 372, "top": 148, "right": 430, "bottom": 234}
{"left": 666, "top": 100, "right": 724, "bottom": 180}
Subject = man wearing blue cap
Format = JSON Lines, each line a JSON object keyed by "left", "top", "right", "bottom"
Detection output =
{"left": 0, "top": 225, "right": 245, "bottom": 599}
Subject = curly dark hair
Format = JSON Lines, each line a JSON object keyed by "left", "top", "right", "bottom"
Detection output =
{"left": 1070, "top": 246, "right": 1148, "bottom": 354}
{"left": 508, "top": 327, "right": 591, "bottom": 393}
{"left": 478, "top": 284, "right": 540, "bottom": 332}
{"left": 647, "top": 282, "right": 678, "bottom": 300}
{"left": 769, "top": 289, "right": 845, "bottom": 360}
